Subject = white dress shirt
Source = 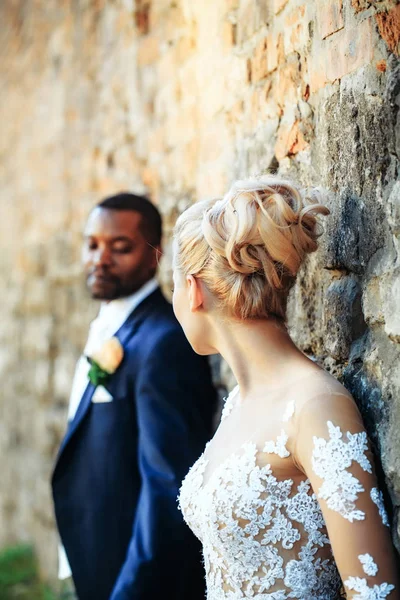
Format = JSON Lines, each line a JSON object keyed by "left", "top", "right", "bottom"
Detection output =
{"left": 58, "top": 278, "right": 159, "bottom": 580}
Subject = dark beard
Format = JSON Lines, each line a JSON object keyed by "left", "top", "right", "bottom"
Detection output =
{"left": 87, "top": 274, "right": 150, "bottom": 301}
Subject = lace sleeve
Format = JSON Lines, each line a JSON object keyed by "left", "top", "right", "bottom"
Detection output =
{"left": 294, "top": 393, "right": 399, "bottom": 599}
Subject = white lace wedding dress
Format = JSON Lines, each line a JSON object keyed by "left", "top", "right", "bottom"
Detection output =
{"left": 178, "top": 372, "right": 398, "bottom": 600}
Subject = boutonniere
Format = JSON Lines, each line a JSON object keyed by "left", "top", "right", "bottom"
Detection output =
{"left": 87, "top": 337, "right": 124, "bottom": 387}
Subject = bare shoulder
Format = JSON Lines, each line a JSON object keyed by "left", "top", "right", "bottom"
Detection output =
{"left": 292, "top": 367, "right": 362, "bottom": 429}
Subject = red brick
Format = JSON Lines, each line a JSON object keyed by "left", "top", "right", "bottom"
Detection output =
{"left": 248, "top": 33, "right": 286, "bottom": 83}
{"left": 174, "top": 36, "right": 196, "bottom": 62}
{"left": 164, "top": 6, "right": 187, "bottom": 40}
{"left": 267, "top": 31, "right": 284, "bottom": 73}
{"left": 285, "top": 5, "right": 306, "bottom": 27}
{"left": 137, "top": 36, "right": 160, "bottom": 66}
{"left": 250, "top": 38, "right": 268, "bottom": 83}
{"left": 66, "top": 109, "right": 78, "bottom": 122}
{"left": 308, "top": 50, "right": 328, "bottom": 93}
{"left": 226, "top": 100, "right": 245, "bottom": 125}
{"left": 275, "top": 120, "right": 308, "bottom": 161}
{"left": 317, "top": 0, "right": 344, "bottom": 40}
{"left": 274, "top": 0, "right": 289, "bottom": 15}
{"left": 376, "top": 5, "right": 400, "bottom": 55}
{"left": 157, "top": 42, "right": 190, "bottom": 86}
{"left": 254, "top": 82, "right": 279, "bottom": 123}
{"left": 273, "top": 57, "right": 301, "bottom": 108}
{"left": 224, "top": 0, "right": 240, "bottom": 9}
{"left": 288, "top": 122, "right": 308, "bottom": 155}
{"left": 248, "top": 89, "right": 261, "bottom": 130}
{"left": 222, "top": 21, "right": 237, "bottom": 51}
{"left": 283, "top": 6, "right": 309, "bottom": 53}
{"left": 116, "top": 11, "right": 134, "bottom": 33}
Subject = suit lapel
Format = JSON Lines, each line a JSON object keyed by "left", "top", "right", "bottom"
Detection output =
{"left": 54, "top": 289, "right": 164, "bottom": 469}
{"left": 56, "top": 381, "right": 95, "bottom": 459}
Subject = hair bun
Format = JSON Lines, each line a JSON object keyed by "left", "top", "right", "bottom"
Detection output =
{"left": 202, "top": 177, "right": 329, "bottom": 290}
{"left": 174, "top": 175, "right": 329, "bottom": 321}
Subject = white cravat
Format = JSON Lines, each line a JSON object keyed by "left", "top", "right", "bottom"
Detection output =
{"left": 58, "top": 278, "right": 159, "bottom": 580}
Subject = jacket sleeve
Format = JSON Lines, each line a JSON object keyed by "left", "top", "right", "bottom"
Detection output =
{"left": 294, "top": 393, "right": 399, "bottom": 599}
{"left": 110, "top": 326, "right": 214, "bottom": 600}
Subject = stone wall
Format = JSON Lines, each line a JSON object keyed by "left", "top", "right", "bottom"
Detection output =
{"left": 0, "top": 0, "right": 399, "bottom": 581}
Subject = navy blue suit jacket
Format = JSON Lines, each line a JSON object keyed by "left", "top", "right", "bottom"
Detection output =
{"left": 52, "top": 289, "right": 217, "bottom": 600}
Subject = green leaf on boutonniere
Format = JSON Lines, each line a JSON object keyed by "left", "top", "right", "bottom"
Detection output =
{"left": 87, "top": 359, "right": 110, "bottom": 387}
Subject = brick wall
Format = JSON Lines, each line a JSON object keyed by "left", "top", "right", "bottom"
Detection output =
{"left": 0, "top": 0, "right": 399, "bottom": 581}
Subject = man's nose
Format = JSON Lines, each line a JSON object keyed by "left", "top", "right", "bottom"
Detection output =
{"left": 93, "top": 246, "right": 112, "bottom": 267}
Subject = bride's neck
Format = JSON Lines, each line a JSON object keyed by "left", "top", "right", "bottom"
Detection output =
{"left": 211, "top": 316, "right": 311, "bottom": 398}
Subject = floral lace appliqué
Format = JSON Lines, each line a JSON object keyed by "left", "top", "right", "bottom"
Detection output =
{"left": 264, "top": 430, "right": 290, "bottom": 458}
{"left": 312, "top": 421, "right": 372, "bottom": 522}
{"left": 282, "top": 400, "right": 295, "bottom": 422}
{"left": 344, "top": 576, "right": 395, "bottom": 599}
{"left": 220, "top": 386, "right": 240, "bottom": 422}
{"left": 370, "top": 488, "right": 390, "bottom": 527}
{"left": 179, "top": 440, "right": 341, "bottom": 600}
{"left": 359, "top": 553, "right": 378, "bottom": 577}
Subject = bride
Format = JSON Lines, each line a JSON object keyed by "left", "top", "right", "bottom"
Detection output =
{"left": 172, "top": 176, "right": 399, "bottom": 599}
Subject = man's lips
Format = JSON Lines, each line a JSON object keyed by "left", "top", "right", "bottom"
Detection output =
{"left": 88, "top": 273, "right": 117, "bottom": 285}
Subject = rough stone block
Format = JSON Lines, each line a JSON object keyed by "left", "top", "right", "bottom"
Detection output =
{"left": 363, "top": 277, "right": 384, "bottom": 325}
{"left": 326, "top": 18, "right": 374, "bottom": 82}
{"left": 309, "top": 17, "right": 374, "bottom": 91}
{"left": 323, "top": 191, "right": 385, "bottom": 274}
{"left": 343, "top": 356, "right": 388, "bottom": 455}
{"left": 383, "top": 270, "right": 400, "bottom": 341}
{"left": 323, "top": 277, "right": 366, "bottom": 360}
{"left": 317, "top": 0, "right": 344, "bottom": 40}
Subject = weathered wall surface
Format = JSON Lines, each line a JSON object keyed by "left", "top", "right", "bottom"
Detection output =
{"left": 0, "top": 0, "right": 399, "bottom": 580}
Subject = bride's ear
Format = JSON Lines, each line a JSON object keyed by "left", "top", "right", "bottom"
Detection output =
{"left": 186, "top": 275, "right": 205, "bottom": 313}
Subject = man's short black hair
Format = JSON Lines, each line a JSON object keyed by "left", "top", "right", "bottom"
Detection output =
{"left": 97, "top": 192, "right": 162, "bottom": 246}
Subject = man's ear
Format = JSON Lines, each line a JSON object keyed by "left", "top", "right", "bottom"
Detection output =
{"left": 187, "top": 275, "right": 204, "bottom": 312}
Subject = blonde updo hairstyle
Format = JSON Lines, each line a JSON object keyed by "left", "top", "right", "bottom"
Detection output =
{"left": 174, "top": 176, "right": 329, "bottom": 321}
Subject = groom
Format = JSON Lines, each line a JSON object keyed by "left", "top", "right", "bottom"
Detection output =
{"left": 52, "top": 193, "right": 217, "bottom": 600}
